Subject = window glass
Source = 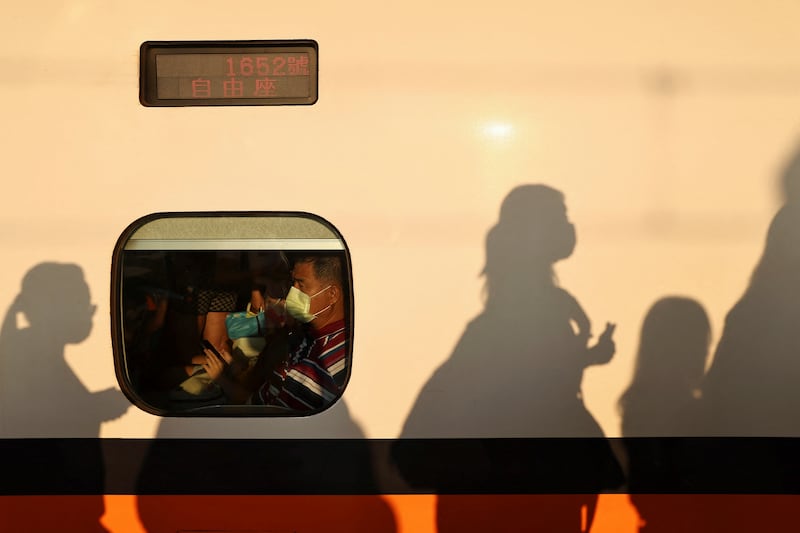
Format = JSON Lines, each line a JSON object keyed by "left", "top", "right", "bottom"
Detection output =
{"left": 112, "top": 213, "right": 352, "bottom": 416}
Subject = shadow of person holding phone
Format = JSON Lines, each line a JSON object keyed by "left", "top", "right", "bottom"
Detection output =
{"left": 393, "top": 184, "right": 623, "bottom": 532}
{"left": 0, "top": 262, "right": 130, "bottom": 532}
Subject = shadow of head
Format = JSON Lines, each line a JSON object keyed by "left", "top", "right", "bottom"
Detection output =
{"left": 781, "top": 145, "right": 800, "bottom": 205}
{"left": 483, "top": 184, "right": 576, "bottom": 291}
{"left": 16, "top": 262, "right": 96, "bottom": 344}
{"left": 637, "top": 297, "right": 711, "bottom": 390}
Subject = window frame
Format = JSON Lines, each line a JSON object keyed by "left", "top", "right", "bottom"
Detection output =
{"left": 110, "top": 211, "right": 354, "bottom": 417}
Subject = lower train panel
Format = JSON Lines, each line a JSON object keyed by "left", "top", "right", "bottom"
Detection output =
{"left": 3, "top": 438, "right": 800, "bottom": 531}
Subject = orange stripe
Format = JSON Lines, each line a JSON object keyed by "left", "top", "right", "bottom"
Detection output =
{"left": 3, "top": 494, "right": 799, "bottom": 532}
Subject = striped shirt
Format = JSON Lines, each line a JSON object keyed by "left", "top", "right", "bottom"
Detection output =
{"left": 254, "top": 320, "right": 348, "bottom": 410}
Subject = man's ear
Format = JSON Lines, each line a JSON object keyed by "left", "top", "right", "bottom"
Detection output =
{"left": 328, "top": 285, "right": 341, "bottom": 304}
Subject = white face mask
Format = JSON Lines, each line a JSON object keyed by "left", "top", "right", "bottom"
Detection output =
{"left": 284, "top": 285, "right": 332, "bottom": 323}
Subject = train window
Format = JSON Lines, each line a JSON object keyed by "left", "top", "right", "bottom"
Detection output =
{"left": 111, "top": 213, "right": 352, "bottom": 416}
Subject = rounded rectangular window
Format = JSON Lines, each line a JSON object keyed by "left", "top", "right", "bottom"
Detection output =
{"left": 111, "top": 213, "right": 353, "bottom": 416}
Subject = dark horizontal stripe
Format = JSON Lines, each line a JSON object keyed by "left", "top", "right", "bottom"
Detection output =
{"left": 2, "top": 438, "right": 800, "bottom": 495}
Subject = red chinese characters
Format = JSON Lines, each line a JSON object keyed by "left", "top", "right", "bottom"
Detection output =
{"left": 223, "top": 78, "right": 244, "bottom": 98}
{"left": 254, "top": 78, "right": 277, "bottom": 97}
{"left": 185, "top": 55, "right": 310, "bottom": 99}
{"left": 191, "top": 78, "right": 212, "bottom": 98}
{"left": 288, "top": 55, "right": 310, "bottom": 76}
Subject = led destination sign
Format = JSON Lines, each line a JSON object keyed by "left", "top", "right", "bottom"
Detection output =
{"left": 140, "top": 41, "right": 318, "bottom": 107}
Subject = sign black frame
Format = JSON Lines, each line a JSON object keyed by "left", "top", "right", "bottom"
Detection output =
{"left": 139, "top": 40, "right": 319, "bottom": 107}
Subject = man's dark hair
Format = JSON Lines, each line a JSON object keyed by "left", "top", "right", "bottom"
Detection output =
{"left": 295, "top": 255, "right": 343, "bottom": 287}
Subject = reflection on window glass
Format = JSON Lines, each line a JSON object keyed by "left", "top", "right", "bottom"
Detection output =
{"left": 116, "top": 217, "right": 352, "bottom": 416}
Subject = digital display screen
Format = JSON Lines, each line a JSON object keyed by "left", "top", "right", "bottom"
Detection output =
{"left": 140, "top": 41, "right": 318, "bottom": 107}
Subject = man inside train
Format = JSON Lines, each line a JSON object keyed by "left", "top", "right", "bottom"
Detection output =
{"left": 201, "top": 254, "right": 348, "bottom": 410}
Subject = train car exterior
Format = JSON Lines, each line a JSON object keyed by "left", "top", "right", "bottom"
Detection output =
{"left": 3, "top": 2, "right": 800, "bottom": 531}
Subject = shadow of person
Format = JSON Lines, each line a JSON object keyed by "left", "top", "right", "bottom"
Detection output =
{"left": 135, "top": 399, "right": 397, "bottom": 533}
{"left": 0, "top": 262, "right": 129, "bottom": 532}
{"left": 393, "top": 184, "right": 622, "bottom": 532}
{"left": 701, "top": 149, "right": 800, "bottom": 436}
{"left": 620, "top": 296, "right": 710, "bottom": 438}
{"left": 618, "top": 296, "right": 712, "bottom": 532}
{"left": 663, "top": 147, "right": 800, "bottom": 532}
